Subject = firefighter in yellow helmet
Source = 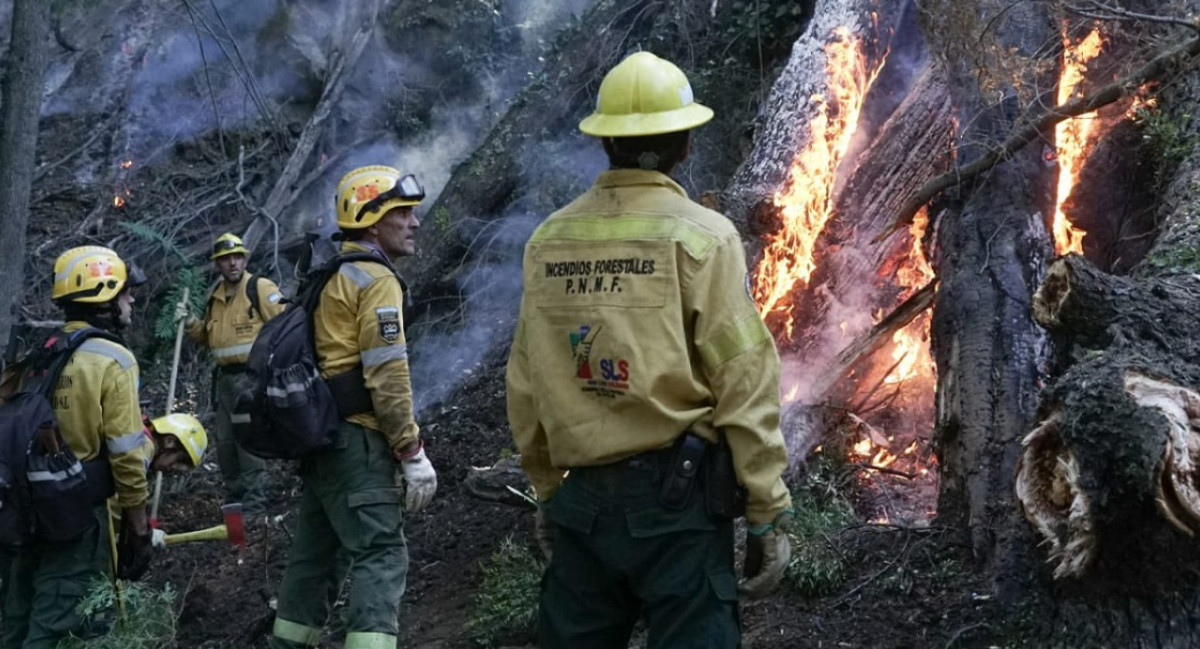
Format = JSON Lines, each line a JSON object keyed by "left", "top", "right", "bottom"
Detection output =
{"left": 268, "top": 166, "right": 436, "bottom": 649}
{"left": 2, "top": 246, "right": 151, "bottom": 648}
{"left": 144, "top": 413, "right": 209, "bottom": 473}
{"left": 506, "top": 51, "right": 794, "bottom": 648}
{"left": 177, "top": 232, "right": 284, "bottom": 516}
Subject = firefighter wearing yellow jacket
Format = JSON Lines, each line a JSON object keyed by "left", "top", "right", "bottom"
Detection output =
{"left": 179, "top": 233, "right": 284, "bottom": 515}
{"left": 269, "top": 166, "right": 437, "bottom": 649}
{"left": 506, "top": 52, "right": 794, "bottom": 649}
{"left": 2, "top": 246, "right": 151, "bottom": 649}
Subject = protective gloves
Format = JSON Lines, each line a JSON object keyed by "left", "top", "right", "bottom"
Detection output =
{"left": 151, "top": 528, "right": 167, "bottom": 548}
{"left": 534, "top": 504, "right": 555, "bottom": 562}
{"left": 739, "top": 511, "right": 794, "bottom": 599}
{"left": 117, "top": 506, "right": 153, "bottom": 581}
{"left": 173, "top": 301, "right": 191, "bottom": 324}
{"left": 399, "top": 444, "right": 437, "bottom": 513}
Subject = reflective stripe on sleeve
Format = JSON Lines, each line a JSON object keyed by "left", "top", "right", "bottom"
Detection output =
{"left": 360, "top": 344, "right": 408, "bottom": 367}
{"left": 272, "top": 618, "right": 322, "bottom": 646}
{"left": 230, "top": 413, "right": 251, "bottom": 424}
{"left": 212, "top": 342, "right": 254, "bottom": 359}
{"left": 530, "top": 216, "right": 717, "bottom": 259}
{"left": 697, "top": 313, "right": 773, "bottom": 368}
{"left": 78, "top": 339, "right": 135, "bottom": 369}
{"left": 344, "top": 631, "right": 397, "bottom": 649}
{"left": 107, "top": 430, "right": 147, "bottom": 455}
{"left": 339, "top": 263, "right": 376, "bottom": 289}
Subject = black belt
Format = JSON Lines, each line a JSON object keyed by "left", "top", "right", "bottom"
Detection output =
{"left": 571, "top": 444, "right": 675, "bottom": 477}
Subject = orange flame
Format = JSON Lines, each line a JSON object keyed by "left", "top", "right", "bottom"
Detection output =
{"left": 120, "top": 160, "right": 133, "bottom": 169}
{"left": 883, "top": 207, "right": 935, "bottom": 386}
{"left": 1052, "top": 27, "right": 1104, "bottom": 256}
{"left": 113, "top": 195, "right": 125, "bottom": 208}
{"left": 753, "top": 28, "right": 887, "bottom": 339}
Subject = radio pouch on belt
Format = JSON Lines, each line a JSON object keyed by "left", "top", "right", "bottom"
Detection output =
{"left": 659, "top": 434, "right": 706, "bottom": 510}
{"left": 704, "top": 432, "right": 747, "bottom": 519}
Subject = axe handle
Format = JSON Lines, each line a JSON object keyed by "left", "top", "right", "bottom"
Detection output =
{"left": 164, "top": 524, "right": 228, "bottom": 545}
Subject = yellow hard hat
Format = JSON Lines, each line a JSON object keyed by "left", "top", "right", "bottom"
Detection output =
{"left": 52, "top": 246, "right": 141, "bottom": 304}
{"left": 578, "top": 52, "right": 713, "bottom": 138}
{"left": 150, "top": 413, "right": 208, "bottom": 468}
{"left": 210, "top": 233, "right": 249, "bottom": 259}
{"left": 335, "top": 166, "right": 425, "bottom": 230}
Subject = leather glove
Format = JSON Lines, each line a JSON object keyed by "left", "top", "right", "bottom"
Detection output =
{"left": 534, "top": 504, "right": 555, "bottom": 562}
{"left": 117, "top": 506, "right": 153, "bottom": 581}
{"left": 399, "top": 445, "right": 437, "bottom": 513}
{"left": 173, "top": 301, "right": 191, "bottom": 324}
{"left": 739, "top": 528, "right": 791, "bottom": 598}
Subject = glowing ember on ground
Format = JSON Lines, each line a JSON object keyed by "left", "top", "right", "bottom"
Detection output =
{"left": 1052, "top": 27, "right": 1104, "bottom": 256}
{"left": 753, "top": 28, "right": 887, "bottom": 340}
{"left": 113, "top": 195, "right": 125, "bottom": 208}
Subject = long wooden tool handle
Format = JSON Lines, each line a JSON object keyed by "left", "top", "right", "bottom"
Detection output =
{"left": 151, "top": 287, "right": 191, "bottom": 524}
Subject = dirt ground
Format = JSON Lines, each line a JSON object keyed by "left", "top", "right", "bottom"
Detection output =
{"left": 144, "top": 343, "right": 1004, "bottom": 649}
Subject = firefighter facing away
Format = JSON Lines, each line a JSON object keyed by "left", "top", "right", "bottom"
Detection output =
{"left": 2, "top": 246, "right": 152, "bottom": 648}
{"left": 177, "top": 233, "right": 284, "bottom": 516}
{"left": 268, "top": 166, "right": 437, "bottom": 649}
{"left": 506, "top": 51, "right": 795, "bottom": 648}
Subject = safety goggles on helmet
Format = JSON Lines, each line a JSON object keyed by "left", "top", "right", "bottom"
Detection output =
{"left": 357, "top": 173, "right": 425, "bottom": 221}
{"left": 211, "top": 238, "right": 248, "bottom": 259}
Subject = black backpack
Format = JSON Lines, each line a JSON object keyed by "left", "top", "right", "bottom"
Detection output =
{"left": 0, "top": 328, "right": 122, "bottom": 547}
{"left": 231, "top": 252, "right": 396, "bottom": 459}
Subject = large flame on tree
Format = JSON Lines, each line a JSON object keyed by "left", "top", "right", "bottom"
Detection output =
{"left": 884, "top": 207, "right": 935, "bottom": 386}
{"left": 753, "top": 28, "right": 887, "bottom": 339}
{"left": 1053, "top": 27, "right": 1104, "bottom": 256}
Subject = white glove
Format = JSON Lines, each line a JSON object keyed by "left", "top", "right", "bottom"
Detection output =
{"left": 401, "top": 447, "right": 437, "bottom": 513}
{"left": 151, "top": 528, "right": 167, "bottom": 549}
{"left": 173, "top": 301, "right": 191, "bottom": 324}
{"left": 739, "top": 528, "right": 791, "bottom": 598}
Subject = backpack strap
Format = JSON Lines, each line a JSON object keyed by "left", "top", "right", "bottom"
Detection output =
{"left": 246, "top": 273, "right": 263, "bottom": 321}
{"left": 28, "top": 327, "right": 124, "bottom": 400}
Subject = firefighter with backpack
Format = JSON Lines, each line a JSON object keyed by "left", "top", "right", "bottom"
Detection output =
{"left": 267, "top": 166, "right": 437, "bottom": 649}
{"left": 176, "top": 233, "right": 284, "bottom": 517}
{"left": 1, "top": 246, "right": 154, "bottom": 648}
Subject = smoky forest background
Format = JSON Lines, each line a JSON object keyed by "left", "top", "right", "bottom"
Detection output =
{"left": 6, "top": 0, "right": 1200, "bottom": 647}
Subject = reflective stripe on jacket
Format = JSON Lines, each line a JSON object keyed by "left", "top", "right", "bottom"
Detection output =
{"left": 312, "top": 242, "right": 418, "bottom": 450}
{"left": 56, "top": 321, "right": 148, "bottom": 508}
{"left": 186, "top": 273, "right": 284, "bottom": 365}
{"left": 506, "top": 169, "right": 792, "bottom": 526}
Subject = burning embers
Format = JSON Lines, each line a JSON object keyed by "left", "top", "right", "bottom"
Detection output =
{"left": 113, "top": 159, "right": 134, "bottom": 209}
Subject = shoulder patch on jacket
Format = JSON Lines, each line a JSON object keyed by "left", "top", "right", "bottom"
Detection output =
{"left": 376, "top": 307, "right": 401, "bottom": 343}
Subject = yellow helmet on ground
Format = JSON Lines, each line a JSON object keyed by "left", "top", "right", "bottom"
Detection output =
{"left": 52, "top": 246, "right": 141, "bottom": 304}
{"left": 335, "top": 166, "right": 425, "bottom": 230}
{"left": 578, "top": 51, "right": 713, "bottom": 138}
{"left": 210, "top": 233, "right": 249, "bottom": 259}
{"left": 150, "top": 413, "right": 208, "bottom": 468}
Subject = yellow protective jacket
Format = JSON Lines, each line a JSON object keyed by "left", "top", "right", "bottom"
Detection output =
{"left": 186, "top": 273, "right": 284, "bottom": 366}
{"left": 53, "top": 322, "right": 148, "bottom": 509}
{"left": 312, "top": 242, "right": 419, "bottom": 450}
{"left": 506, "top": 169, "right": 792, "bottom": 526}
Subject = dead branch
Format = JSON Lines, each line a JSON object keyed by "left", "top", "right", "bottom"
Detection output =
{"left": 809, "top": 281, "right": 938, "bottom": 402}
{"left": 853, "top": 463, "right": 919, "bottom": 479}
{"left": 240, "top": 0, "right": 382, "bottom": 255}
{"left": 1064, "top": 2, "right": 1200, "bottom": 34}
{"left": 875, "top": 34, "right": 1200, "bottom": 243}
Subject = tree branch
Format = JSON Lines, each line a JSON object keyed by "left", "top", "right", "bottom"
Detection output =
{"left": 875, "top": 34, "right": 1200, "bottom": 243}
{"left": 1064, "top": 1, "right": 1200, "bottom": 34}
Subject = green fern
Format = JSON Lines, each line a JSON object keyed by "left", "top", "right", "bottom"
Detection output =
{"left": 117, "top": 221, "right": 187, "bottom": 262}
{"left": 153, "top": 267, "right": 209, "bottom": 341}
{"left": 58, "top": 579, "right": 177, "bottom": 649}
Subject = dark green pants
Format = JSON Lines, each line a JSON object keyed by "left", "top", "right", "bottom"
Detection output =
{"left": 1, "top": 504, "right": 111, "bottom": 649}
{"left": 214, "top": 370, "right": 268, "bottom": 515}
{"left": 540, "top": 459, "right": 740, "bottom": 649}
{"left": 269, "top": 422, "right": 407, "bottom": 649}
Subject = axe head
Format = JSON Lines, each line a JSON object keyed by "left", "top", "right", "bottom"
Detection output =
{"left": 221, "top": 502, "right": 246, "bottom": 548}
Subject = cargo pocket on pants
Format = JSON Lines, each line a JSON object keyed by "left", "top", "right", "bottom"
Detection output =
{"left": 346, "top": 487, "right": 403, "bottom": 549}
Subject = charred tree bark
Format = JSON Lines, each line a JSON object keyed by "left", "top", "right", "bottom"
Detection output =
{"left": 918, "top": 0, "right": 1056, "bottom": 586}
{"left": 0, "top": 0, "right": 50, "bottom": 355}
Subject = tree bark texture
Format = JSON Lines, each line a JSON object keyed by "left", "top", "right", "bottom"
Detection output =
{"left": 918, "top": 0, "right": 1057, "bottom": 582}
{"left": 0, "top": 0, "right": 51, "bottom": 357}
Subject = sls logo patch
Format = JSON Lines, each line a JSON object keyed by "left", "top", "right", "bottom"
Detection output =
{"left": 376, "top": 307, "right": 401, "bottom": 344}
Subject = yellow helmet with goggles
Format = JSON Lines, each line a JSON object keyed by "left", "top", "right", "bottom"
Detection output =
{"left": 335, "top": 166, "right": 425, "bottom": 230}
{"left": 52, "top": 246, "right": 145, "bottom": 304}
{"left": 210, "top": 233, "right": 249, "bottom": 260}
